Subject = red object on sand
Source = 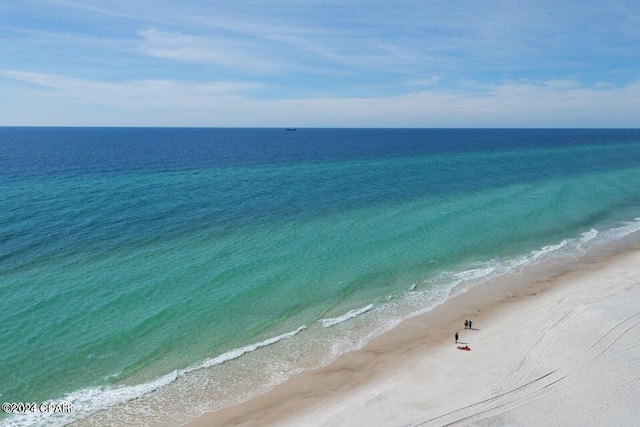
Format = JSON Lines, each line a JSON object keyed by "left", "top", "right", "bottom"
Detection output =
{"left": 457, "top": 345, "right": 471, "bottom": 351}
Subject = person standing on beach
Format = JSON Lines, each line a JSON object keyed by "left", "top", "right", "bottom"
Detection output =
{"left": 455, "top": 332, "right": 459, "bottom": 343}
{"left": 464, "top": 320, "right": 469, "bottom": 329}
{"left": 469, "top": 320, "right": 473, "bottom": 329}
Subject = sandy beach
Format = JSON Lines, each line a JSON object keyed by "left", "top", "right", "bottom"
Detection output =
{"left": 192, "top": 242, "right": 640, "bottom": 427}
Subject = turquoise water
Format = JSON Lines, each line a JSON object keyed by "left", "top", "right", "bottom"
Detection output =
{"left": 2, "top": 128, "right": 640, "bottom": 426}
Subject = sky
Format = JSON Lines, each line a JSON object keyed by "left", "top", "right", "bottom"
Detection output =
{"left": 1, "top": 0, "right": 639, "bottom": 127}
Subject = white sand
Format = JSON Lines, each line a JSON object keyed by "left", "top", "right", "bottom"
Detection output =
{"left": 194, "top": 249, "right": 640, "bottom": 427}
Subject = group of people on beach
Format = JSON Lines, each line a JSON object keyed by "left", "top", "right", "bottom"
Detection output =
{"left": 454, "top": 320, "right": 474, "bottom": 351}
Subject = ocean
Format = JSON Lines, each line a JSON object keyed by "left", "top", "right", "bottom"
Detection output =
{"left": 1, "top": 128, "right": 640, "bottom": 426}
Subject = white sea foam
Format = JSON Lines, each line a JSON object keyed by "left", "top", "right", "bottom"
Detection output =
{"left": 530, "top": 240, "right": 570, "bottom": 261}
{"left": 453, "top": 266, "right": 498, "bottom": 282}
{"left": 0, "top": 372, "right": 179, "bottom": 427}
{"left": 427, "top": 219, "right": 640, "bottom": 304}
{"left": 186, "top": 325, "right": 307, "bottom": 372}
{"left": 320, "top": 304, "right": 374, "bottom": 327}
{"left": 599, "top": 217, "right": 640, "bottom": 241}
{"left": 0, "top": 326, "right": 307, "bottom": 427}
{"left": 580, "top": 228, "right": 599, "bottom": 244}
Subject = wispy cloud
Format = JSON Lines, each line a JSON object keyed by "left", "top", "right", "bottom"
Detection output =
{"left": 0, "top": 70, "right": 261, "bottom": 101}
{"left": 1, "top": 70, "right": 68, "bottom": 88}
{"left": 406, "top": 77, "right": 441, "bottom": 87}
{"left": 1, "top": 70, "right": 638, "bottom": 127}
{"left": 137, "top": 28, "right": 285, "bottom": 73}
{"left": 40, "top": 0, "right": 167, "bottom": 23}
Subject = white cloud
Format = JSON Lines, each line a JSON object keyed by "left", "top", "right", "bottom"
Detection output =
{"left": 0, "top": 70, "right": 67, "bottom": 88}
{"left": 137, "top": 28, "right": 285, "bottom": 73}
{"left": 543, "top": 79, "right": 581, "bottom": 89}
{"left": 1, "top": 70, "right": 638, "bottom": 127}
{"left": 0, "top": 70, "right": 262, "bottom": 119}
{"left": 406, "top": 77, "right": 440, "bottom": 87}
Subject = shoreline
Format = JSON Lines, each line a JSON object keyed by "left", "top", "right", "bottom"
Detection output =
{"left": 191, "top": 236, "right": 640, "bottom": 426}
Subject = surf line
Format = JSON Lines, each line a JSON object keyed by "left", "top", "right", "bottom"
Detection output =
{"left": 321, "top": 304, "right": 375, "bottom": 328}
{"left": 41, "top": 325, "right": 309, "bottom": 426}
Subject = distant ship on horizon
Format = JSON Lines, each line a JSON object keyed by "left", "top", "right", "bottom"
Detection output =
{"left": 285, "top": 128, "right": 296, "bottom": 131}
